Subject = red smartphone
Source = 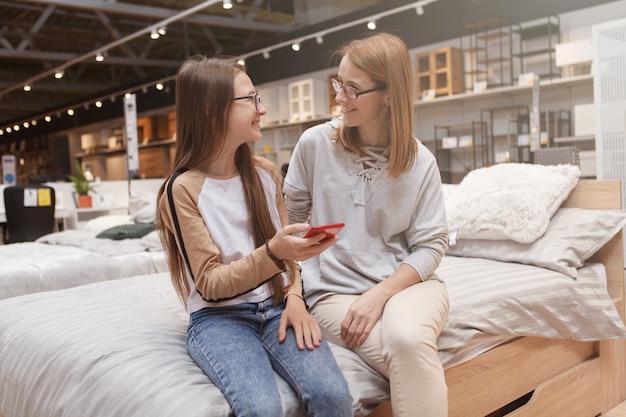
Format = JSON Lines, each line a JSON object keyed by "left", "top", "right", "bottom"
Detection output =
{"left": 302, "top": 223, "right": 345, "bottom": 240}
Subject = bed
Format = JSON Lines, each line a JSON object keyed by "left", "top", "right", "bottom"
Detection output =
{"left": 0, "top": 172, "right": 625, "bottom": 417}
{"left": 0, "top": 213, "right": 167, "bottom": 300}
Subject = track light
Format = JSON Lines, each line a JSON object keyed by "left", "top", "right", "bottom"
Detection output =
{"left": 316, "top": 35, "right": 324, "bottom": 44}
{"left": 222, "top": 0, "right": 233, "bottom": 9}
{"left": 23, "top": 84, "right": 32, "bottom": 92}
{"left": 45, "top": 115, "right": 52, "bottom": 122}
{"left": 150, "top": 28, "right": 160, "bottom": 39}
{"left": 5, "top": 127, "right": 11, "bottom": 133}
{"left": 95, "top": 100, "right": 103, "bottom": 108}
{"left": 237, "top": 59, "right": 245, "bottom": 66}
{"left": 156, "top": 82, "right": 164, "bottom": 91}
{"left": 416, "top": 5, "right": 424, "bottom": 15}
{"left": 291, "top": 42, "right": 301, "bottom": 52}
{"left": 31, "top": 120, "right": 37, "bottom": 126}
{"left": 23, "top": 121, "right": 29, "bottom": 128}
{"left": 157, "top": 26, "right": 167, "bottom": 36}
{"left": 262, "top": 50, "right": 270, "bottom": 59}
{"left": 54, "top": 70, "right": 64, "bottom": 79}
{"left": 96, "top": 51, "right": 105, "bottom": 62}
{"left": 67, "top": 109, "right": 74, "bottom": 116}
{"left": 13, "top": 125, "right": 19, "bottom": 131}
{"left": 367, "top": 20, "right": 377, "bottom": 30}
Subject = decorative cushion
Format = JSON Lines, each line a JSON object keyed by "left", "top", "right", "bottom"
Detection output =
{"left": 445, "top": 163, "right": 580, "bottom": 243}
{"left": 447, "top": 207, "right": 626, "bottom": 278}
{"left": 96, "top": 223, "right": 156, "bottom": 240}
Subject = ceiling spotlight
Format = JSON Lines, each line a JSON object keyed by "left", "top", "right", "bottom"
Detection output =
{"left": 23, "top": 84, "right": 32, "bottom": 92}
{"left": 291, "top": 42, "right": 301, "bottom": 52}
{"left": 5, "top": 127, "right": 11, "bottom": 133}
{"left": 316, "top": 35, "right": 324, "bottom": 44}
{"left": 96, "top": 51, "right": 105, "bottom": 62}
{"left": 416, "top": 5, "right": 424, "bottom": 15}
{"left": 67, "top": 109, "right": 74, "bottom": 116}
{"left": 222, "top": 0, "right": 233, "bottom": 9}
{"left": 156, "top": 82, "right": 164, "bottom": 91}
{"left": 237, "top": 59, "right": 245, "bottom": 66}
{"left": 367, "top": 20, "right": 377, "bottom": 30}
{"left": 45, "top": 115, "right": 52, "bottom": 122}
{"left": 23, "top": 121, "right": 29, "bottom": 128}
{"left": 0, "top": 130, "right": 3, "bottom": 135}
{"left": 124, "top": 92, "right": 132, "bottom": 99}
{"left": 262, "top": 50, "right": 270, "bottom": 59}
{"left": 95, "top": 100, "right": 103, "bottom": 108}
{"left": 54, "top": 70, "right": 64, "bottom": 79}
{"left": 157, "top": 26, "right": 167, "bottom": 36}
{"left": 13, "top": 125, "right": 19, "bottom": 131}
{"left": 150, "top": 28, "right": 160, "bottom": 39}
{"left": 31, "top": 120, "right": 37, "bottom": 126}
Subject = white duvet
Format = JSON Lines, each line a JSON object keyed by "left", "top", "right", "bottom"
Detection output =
{"left": 0, "top": 230, "right": 167, "bottom": 300}
{"left": 0, "top": 256, "right": 624, "bottom": 417}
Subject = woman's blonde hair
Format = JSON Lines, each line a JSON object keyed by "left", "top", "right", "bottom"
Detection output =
{"left": 334, "top": 32, "right": 417, "bottom": 177}
{"left": 156, "top": 55, "right": 294, "bottom": 306}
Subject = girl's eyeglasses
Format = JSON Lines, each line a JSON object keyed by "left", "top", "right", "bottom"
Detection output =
{"left": 231, "top": 93, "right": 262, "bottom": 111}
{"left": 331, "top": 78, "right": 386, "bottom": 99}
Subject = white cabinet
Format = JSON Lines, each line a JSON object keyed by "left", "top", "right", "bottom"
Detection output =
{"left": 288, "top": 78, "right": 328, "bottom": 122}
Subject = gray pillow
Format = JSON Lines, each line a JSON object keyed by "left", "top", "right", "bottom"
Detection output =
{"left": 446, "top": 208, "right": 626, "bottom": 278}
{"left": 96, "top": 223, "right": 156, "bottom": 240}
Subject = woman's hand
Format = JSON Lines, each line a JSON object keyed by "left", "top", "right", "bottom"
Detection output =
{"left": 340, "top": 289, "right": 386, "bottom": 348}
{"left": 279, "top": 294, "right": 322, "bottom": 351}
{"left": 267, "top": 223, "right": 338, "bottom": 262}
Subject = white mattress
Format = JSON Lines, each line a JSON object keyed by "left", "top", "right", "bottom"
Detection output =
{"left": 0, "top": 231, "right": 168, "bottom": 300}
{"left": 0, "top": 256, "right": 624, "bottom": 417}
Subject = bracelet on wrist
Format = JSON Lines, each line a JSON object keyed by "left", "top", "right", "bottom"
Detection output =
{"left": 265, "top": 239, "right": 285, "bottom": 269}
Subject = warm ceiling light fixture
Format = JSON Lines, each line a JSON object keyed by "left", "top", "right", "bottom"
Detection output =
{"left": 156, "top": 82, "right": 164, "bottom": 91}
{"left": 150, "top": 28, "right": 160, "bottom": 39}
{"left": 262, "top": 50, "right": 270, "bottom": 59}
{"left": 95, "top": 100, "right": 103, "bottom": 108}
{"left": 44, "top": 115, "right": 52, "bottom": 122}
{"left": 222, "top": 0, "right": 233, "bottom": 9}
{"left": 54, "top": 70, "right": 64, "bottom": 79}
{"left": 291, "top": 42, "right": 301, "bottom": 52}
{"left": 316, "top": 35, "right": 324, "bottom": 44}
{"left": 367, "top": 20, "right": 377, "bottom": 30}
{"left": 23, "top": 121, "right": 29, "bottom": 128}
{"left": 416, "top": 5, "right": 424, "bottom": 15}
{"left": 95, "top": 51, "right": 105, "bottom": 62}
{"left": 67, "top": 109, "right": 74, "bottom": 116}
{"left": 23, "top": 84, "right": 32, "bottom": 92}
{"left": 157, "top": 26, "right": 167, "bottom": 36}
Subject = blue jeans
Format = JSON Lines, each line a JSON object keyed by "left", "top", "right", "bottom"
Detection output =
{"left": 187, "top": 298, "right": 353, "bottom": 417}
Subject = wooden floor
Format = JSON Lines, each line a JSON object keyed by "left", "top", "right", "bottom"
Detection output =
{"left": 605, "top": 401, "right": 626, "bottom": 417}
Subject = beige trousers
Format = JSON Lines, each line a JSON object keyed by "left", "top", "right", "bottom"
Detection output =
{"left": 310, "top": 280, "right": 450, "bottom": 417}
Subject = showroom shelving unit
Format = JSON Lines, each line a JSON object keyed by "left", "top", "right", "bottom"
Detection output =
{"left": 434, "top": 121, "right": 488, "bottom": 183}
{"left": 515, "top": 15, "right": 561, "bottom": 80}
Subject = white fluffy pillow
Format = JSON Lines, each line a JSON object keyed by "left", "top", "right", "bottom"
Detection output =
{"left": 82, "top": 214, "right": 134, "bottom": 234}
{"left": 446, "top": 163, "right": 580, "bottom": 243}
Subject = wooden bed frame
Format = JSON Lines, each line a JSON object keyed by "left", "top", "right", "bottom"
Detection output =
{"left": 367, "top": 179, "right": 626, "bottom": 417}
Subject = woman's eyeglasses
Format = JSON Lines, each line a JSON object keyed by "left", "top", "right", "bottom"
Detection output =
{"left": 231, "top": 93, "right": 262, "bottom": 111}
{"left": 331, "top": 78, "right": 385, "bottom": 99}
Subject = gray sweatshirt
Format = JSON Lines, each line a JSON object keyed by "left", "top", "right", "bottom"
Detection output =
{"left": 284, "top": 118, "right": 449, "bottom": 307}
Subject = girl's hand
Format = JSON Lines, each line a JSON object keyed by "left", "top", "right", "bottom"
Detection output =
{"left": 267, "top": 223, "right": 338, "bottom": 262}
{"left": 278, "top": 294, "right": 322, "bottom": 351}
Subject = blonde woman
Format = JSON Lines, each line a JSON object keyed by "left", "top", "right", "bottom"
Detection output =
{"left": 156, "top": 55, "right": 353, "bottom": 417}
{"left": 284, "top": 33, "right": 450, "bottom": 417}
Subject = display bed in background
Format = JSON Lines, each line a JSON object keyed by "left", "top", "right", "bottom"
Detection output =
{"left": 0, "top": 176, "right": 624, "bottom": 417}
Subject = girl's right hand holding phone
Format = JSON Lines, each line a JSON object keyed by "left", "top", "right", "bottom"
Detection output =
{"left": 267, "top": 223, "right": 338, "bottom": 262}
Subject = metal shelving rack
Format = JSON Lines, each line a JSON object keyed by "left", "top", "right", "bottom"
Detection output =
{"left": 434, "top": 121, "right": 488, "bottom": 183}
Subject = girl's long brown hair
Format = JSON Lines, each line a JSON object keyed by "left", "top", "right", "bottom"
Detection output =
{"left": 156, "top": 55, "right": 294, "bottom": 306}
{"left": 334, "top": 32, "right": 417, "bottom": 177}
